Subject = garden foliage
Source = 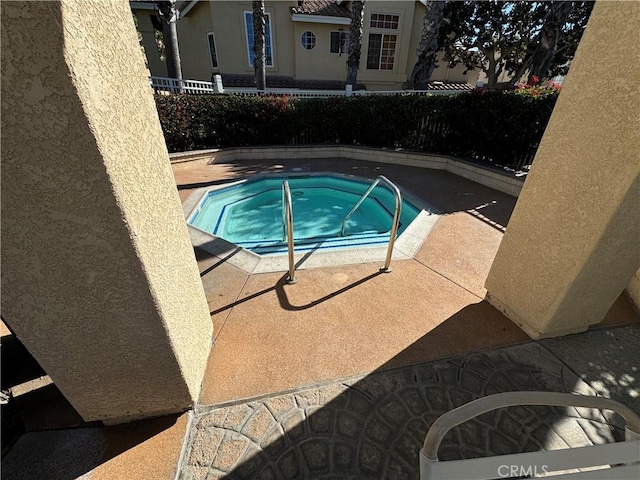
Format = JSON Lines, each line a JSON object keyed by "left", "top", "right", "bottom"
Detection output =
{"left": 156, "top": 88, "right": 558, "bottom": 169}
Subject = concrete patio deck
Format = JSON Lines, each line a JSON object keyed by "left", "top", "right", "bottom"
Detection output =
{"left": 2, "top": 155, "right": 638, "bottom": 479}
{"left": 177, "top": 155, "right": 635, "bottom": 406}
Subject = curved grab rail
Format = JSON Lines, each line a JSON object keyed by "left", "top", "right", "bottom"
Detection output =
{"left": 340, "top": 175, "right": 402, "bottom": 272}
{"left": 282, "top": 181, "right": 297, "bottom": 284}
{"left": 422, "top": 391, "right": 640, "bottom": 461}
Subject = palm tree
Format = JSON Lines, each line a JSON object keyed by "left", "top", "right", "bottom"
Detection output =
{"left": 155, "top": 1, "right": 182, "bottom": 82}
{"left": 407, "top": 0, "right": 445, "bottom": 89}
{"left": 252, "top": 1, "right": 266, "bottom": 91}
{"left": 346, "top": 1, "right": 365, "bottom": 89}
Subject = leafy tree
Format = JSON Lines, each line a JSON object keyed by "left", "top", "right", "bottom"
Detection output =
{"left": 346, "top": 1, "right": 365, "bottom": 88}
{"left": 537, "top": 1, "right": 594, "bottom": 81}
{"left": 252, "top": 1, "right": 266, "bottom": 91}
{"left": 407, "top": 0, "right": 445, "bottom": 89}
{"left": 525, "top": 2, "right": 574, "bottom": 84}
{"left": 508, "top": 1, "right": 594, "bottom": 86}
{"left": 439, "top": 1, "right": 593, "bottom": 88}
{"left": 155, "top": 1, "right": 182, "bottom": 80}
{"left": 439, "top": 1, "right": 543, "bottom": 88}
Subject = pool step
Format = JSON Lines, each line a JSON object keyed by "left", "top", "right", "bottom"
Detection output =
{"left": 236, "top": 230, "right": 392, "bottom": 255}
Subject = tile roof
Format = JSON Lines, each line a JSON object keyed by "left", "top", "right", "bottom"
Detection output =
{"left": 291, "top": 0, "right": 351, "bottom": 18}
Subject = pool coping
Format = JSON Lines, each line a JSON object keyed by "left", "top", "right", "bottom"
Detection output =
{"left": 170, "top": 146, "right": 525, "bottom": 197}
{"left": 182, "top": 171, "right": 441, "bottom": 274}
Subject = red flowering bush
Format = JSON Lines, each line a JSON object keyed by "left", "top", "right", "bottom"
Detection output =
{"left": 515, "top": 76, "right": 562, "bottom": 97}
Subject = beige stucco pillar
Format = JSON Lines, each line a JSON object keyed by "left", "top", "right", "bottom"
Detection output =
{"left": 485, "top": 1, "right": 640, "bottom": 339}
{"left": 1, "top": 0, "right": 212, "bottom": 423}
{"left": 628, "top": 269, "right": 640, "bottom": 312}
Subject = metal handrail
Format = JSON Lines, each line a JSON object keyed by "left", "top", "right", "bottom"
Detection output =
{"left": 282, "top": 181, "right": 297, "bottom": 284}
{"left": 340, "top": 175, "right": 402, "bottom": 272}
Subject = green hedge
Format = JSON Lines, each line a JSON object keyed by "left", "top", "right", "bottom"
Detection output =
{"left": 155, "top": 89, "right": 558, "bottom": 169}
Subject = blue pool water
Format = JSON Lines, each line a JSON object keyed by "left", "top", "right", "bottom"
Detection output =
{"left": 189, "top": 175, "right": 420, "bottom": 255}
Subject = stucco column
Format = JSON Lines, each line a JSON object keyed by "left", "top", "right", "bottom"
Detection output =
{"left": 485, "top": 1, "right": 640, "bottom": 339}
{"left": 1, "top": 0, "right": 212, "bottom": 423}
{"left": 628, "top": 269, "right": 640, "bottom": 313}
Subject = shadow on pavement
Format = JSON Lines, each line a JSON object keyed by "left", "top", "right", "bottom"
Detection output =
{"left": 180, "top": 317, "right": 638, "bottom": 479}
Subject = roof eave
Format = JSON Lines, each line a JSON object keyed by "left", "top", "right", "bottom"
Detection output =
{"left": 130, "top": 1, "right": 155, "bottom": 10}
{"left": 291, "top": 13, "right": 351, "bottom": 25}
{"left": 180, "top": 0, "right": 199, "bottom": 17}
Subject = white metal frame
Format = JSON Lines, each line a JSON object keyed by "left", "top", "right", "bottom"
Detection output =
{"left": 420, "top": 392, "right": 640, "bottom": 480}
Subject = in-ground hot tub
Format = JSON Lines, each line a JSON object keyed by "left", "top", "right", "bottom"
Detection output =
{"left": 185, "top": 172, "right": 440, "bottom": 273}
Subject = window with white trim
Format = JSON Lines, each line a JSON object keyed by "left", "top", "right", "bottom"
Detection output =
{"left": 207, "top": 33, "right": 218, "bottom": 68}
{"left": 366, "top": 33, "right": 397, "bottom": 70}
{"left": 370, "top": 13, "right": 399, "bottom": 29}
{"left": 244, "top": 11, "right": 273, "bottom": 66}
{"left": 330, "top": 31, "right": 350, "bottom": 54}
{"left": 301, "top": 31, "right": 316, "bottom": 50}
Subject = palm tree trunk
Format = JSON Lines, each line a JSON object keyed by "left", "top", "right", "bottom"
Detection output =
{"left": 346, "top": 1, "right": 365, "bottom": 88}
{"left": 156, "top": 1, "right": 182, "bottom": 83}
{"left": 252, "top": 1, "right": 266, "bottom": 91}
{"left": 162, "top": 21, "right": 181, "bottom": 80}
{"left": 407, "top": 0, "right": 444, "bottom": 89}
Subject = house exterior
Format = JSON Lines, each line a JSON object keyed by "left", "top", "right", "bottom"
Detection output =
{"left": 131, "top": 0, "right": 478, "bottom": 90}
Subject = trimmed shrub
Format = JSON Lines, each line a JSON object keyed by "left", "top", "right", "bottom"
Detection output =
{"left": 155, "top": 89, "right": 558, "bottom": 169}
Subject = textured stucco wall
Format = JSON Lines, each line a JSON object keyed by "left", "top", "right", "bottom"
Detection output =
{"left": 269, "top": 0, "right": 297, "bottom": 77}
{"left": 628, "top": 269, "right": 640, "bottom": 312}
{"left": 207, "top": 1, "right": 250, "bottom": 74}
{"left": 207, "top": 1, "right": 297, "bottom": 76}
{"left": 177, "top": 1, "right": 215, "bottom": 81}
{"left": 293, "top": 22, "right": 350, "bottom": 81}
{"left": 359, "top": 0, "right": 415, "bottom": 89}
{"left": 485, "top": 1, "right": 640, "bottom": 338}
{"left": 1, "top": 0, "right": 212, "bottom": 422}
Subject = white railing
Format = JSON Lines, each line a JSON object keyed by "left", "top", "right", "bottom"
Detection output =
{"left": 149, "top": 76, "right": 468, "bottom": 98}
{"left": 150, "top": 76, "right": 216, "bottom": 94}
{"left": 224, "top": 88, "right": 346, "bottom": 98}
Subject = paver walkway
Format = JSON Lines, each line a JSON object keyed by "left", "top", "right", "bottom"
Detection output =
{"left": 180, "top": 329, "right": 638, "bottom": 479}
